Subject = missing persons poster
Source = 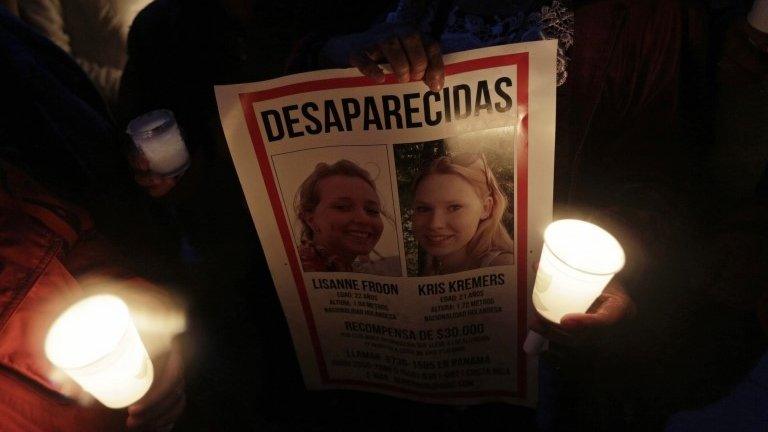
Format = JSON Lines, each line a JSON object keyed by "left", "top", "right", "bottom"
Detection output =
{"left": 215, "top": 41, "right": 556, "bottom": 406}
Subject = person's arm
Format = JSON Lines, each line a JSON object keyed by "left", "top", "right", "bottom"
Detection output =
{"left": 117, "top": 1, "right": 171, "bottom": 124}
{"left": 529, "top": 280, "right": 635, "bottom": 346}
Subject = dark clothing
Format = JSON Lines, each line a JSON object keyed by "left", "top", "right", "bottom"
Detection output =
{"left": 119, "top": 0, "right": 273, "bottom": 285}
{"left": 558, "top": 0, "right": 697, "bottom": 291}
{"left": 530, "top": 2, "right": 702, "bottom": 429}
{"left": 119, "top": 0, "right": 404, "bottom": 285}
{"left": 665, "top": 351, "right": 768, "bottom": 432}
{"left": 669, "top": 8, "right": 768, "bottom": 415}
{"left": 119, "top": 5, "right": 300, "bottom": 427}
{"left": 317, "top": 1, "right": 712, "bottom": 430}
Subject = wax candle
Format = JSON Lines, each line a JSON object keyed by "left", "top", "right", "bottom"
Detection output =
{"left": 45, "top": 295, "right": 154, "bottom": 408}
{"left": 127, "top": 109, "right": 190, "bottom": 176}
{"left": 524, "top": 219, "right": 625, "bottom": 354}
{"left": 532, "top": 219, "right": 625, "bottom": 323}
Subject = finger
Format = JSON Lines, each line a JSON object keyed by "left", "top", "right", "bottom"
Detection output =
{"left": 130, "top": 348, "right": 185, "bottom": 415}
{"left": 349, "top": 49, "right": 385, "bottom": 83}
{"left": 424, "top": 39, "right": 445, "bottom": 91}
{"left": 129, "top": 375, "right": 185, "bottom": 418}
{"left": 364, "top": 44, "right": 386, "bottom": 62}
{"left": 398, "top": 31, "right": 428, "bottom": 81}
{"left": 599, "top": 280, "right": 635, "bottom": 317}
{"left": 560, "top": 295, "right": 629, "bottom": 331}
{"left": 135, "top": 173, "right": 178, "bottom": 197}
{"left": 379, "top": 37, "right": 411, "bottom": 83}
{"left": 135, "top": 172, "right": 164, "bottom": 187}
{"left": 147, "top": 180, "right": 178, "bottom": 198}
{"left": 560, "top": 313, "right": 608, "bottom": 331}
{"left": 128, "top": 154, "right": 142, "bottom": 171}
{"left": 128, "top": 152, "right": 150, "bottom": 171}
{"left": 149, "top": 393, "right": 186, "bottom": 431}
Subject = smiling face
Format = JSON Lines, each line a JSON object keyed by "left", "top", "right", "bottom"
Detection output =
{"left": 304, "top": 175, "right": 384, "bottom": 261}
{"left": 412, "top": 174, "right": 492, "bottom": 259}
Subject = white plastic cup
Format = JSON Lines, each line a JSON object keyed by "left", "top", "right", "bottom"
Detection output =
{"left": 525, "top": 220, "right": 625, "bottom": 355}
{"left": 127, "top": 109, "right": 190, "bottom": 176}
{"left": 748, "top": 0, "right": 768, "bottom": 34}
{"left": 45, "top": 295, "right": 154, "bottom": 409}
{"left": 532, "top": 219, "right": 625, "bottom": 323}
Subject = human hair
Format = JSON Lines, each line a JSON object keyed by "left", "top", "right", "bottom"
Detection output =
{"left": 295, "top": 159, "right": 379, "bottom": 242}
{"left": 413, "top": 152, "right": 514, "bottom": 260}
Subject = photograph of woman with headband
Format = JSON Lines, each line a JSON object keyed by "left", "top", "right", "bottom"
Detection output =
{"left": 398, "top": 144, "right": 515, "bottom": 276}
{"left": 294, "top": 158, "right": 401, "bottom": 276}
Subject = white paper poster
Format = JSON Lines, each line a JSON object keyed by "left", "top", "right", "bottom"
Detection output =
{"left": 215, "top": 41, "right": 556, "bottom": 406}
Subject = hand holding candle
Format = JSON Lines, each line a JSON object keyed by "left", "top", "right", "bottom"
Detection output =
{"left": 45, "top": 290, "right": 187, "bottom": 430}
{"left": 45, "top": 294, "right": 154, "bottom": 408}
{"left": 128, "top": 151, "right": 183, "bottom": 198}
{"left": 127, "top": 109, "right": 189, "bottom": 197}
{"left": 525, "top": 219, "right": 631, "bottom": 354}
{"left": 530, "top": 279, "right": 634, "bottom": 345}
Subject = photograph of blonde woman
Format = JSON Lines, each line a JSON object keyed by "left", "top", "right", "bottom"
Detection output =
{"left": 273, "top": 146, "right": 401, "bottom": 276}
{"left": 396, "top": 141, "right": 515, "bottom": 276}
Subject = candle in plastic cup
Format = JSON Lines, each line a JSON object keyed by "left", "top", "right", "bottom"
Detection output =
{"left": 532, "top": 219, "right": 625, "bottom": 323}
{"left": 127, "top": 109, "right": 190, "bottom": 176}
{"left": 45, "top": 295, "right": 154, "bottom": 409}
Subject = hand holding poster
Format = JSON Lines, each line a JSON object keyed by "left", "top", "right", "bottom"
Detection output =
{"left": 215, "top": 41, "right": 556, "bottom": 406}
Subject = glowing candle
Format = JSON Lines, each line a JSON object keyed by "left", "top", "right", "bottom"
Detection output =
{"left": 524, "top": 219, "right": 625, "bottom": 354}
{"left": 127, "top": 109, "right": 190, "bottom": 176}
{"left": 45, "top": 295, "right": 154, "bottom": 408}
{"left": 533, "top": 219, "right": 625, "bottom": 322}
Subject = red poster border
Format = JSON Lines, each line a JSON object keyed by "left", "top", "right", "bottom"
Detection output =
{"left": 239, "top": 52, "right": 529, "bottom": 400}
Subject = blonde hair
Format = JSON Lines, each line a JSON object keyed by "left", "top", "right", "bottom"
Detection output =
{"left": 295, "top": 159, "right": 379, "bottom": 242}
{"left": 413, "top": 153, "right": 514, "bottom": 261}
